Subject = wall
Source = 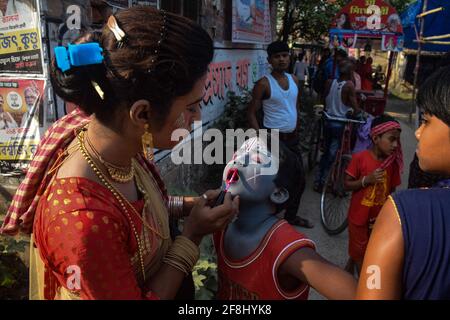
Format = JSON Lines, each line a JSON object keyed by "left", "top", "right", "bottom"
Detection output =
{"left": 156, "top": 0, "right": 274, "bottom": 191}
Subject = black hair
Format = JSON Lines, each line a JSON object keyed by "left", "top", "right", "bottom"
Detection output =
{"left": 417, "top": 65, "right": 450, "bottom": 127}
{"left": 335, "top": 48, "right": 348, "bottom": 59}
{"left": 51, "top": 6, "right": 213, "bottom": 130}
{"left": 267, "top": 41, "right": 289, "bottom": 58}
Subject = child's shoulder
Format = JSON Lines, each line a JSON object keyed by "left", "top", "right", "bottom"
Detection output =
{"left": 351, "top": 149, "right": 371, "bottom": 163}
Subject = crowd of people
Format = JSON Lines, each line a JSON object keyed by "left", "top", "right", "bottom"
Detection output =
{"left": 0, "top": 6, "right": 448, "bottom": 300}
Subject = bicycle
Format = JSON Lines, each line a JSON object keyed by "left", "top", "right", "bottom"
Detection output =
{"left": 307, "top": 105, "right": 324, "bottom": 172}
{"left": 320, "top": 112, "right": 366, "bottom": 235}
{"left": 298, "top": 105, "right": 324, "bottom": 172}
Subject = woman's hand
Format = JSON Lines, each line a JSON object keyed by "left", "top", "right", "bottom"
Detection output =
{"left": 182, "top": 191, "right": 239, "bottom": 245}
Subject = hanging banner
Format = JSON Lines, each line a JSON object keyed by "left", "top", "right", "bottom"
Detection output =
{"left": 381, "top": 34, "right": 403, "bottom": 51}
{"left": 0, "top": 78, "right": 44, "bottom": 172}
{"left": 331, "top": 0, "right": 403, "bottom": 34}
{"left": 232, "top": 0, "right": 271, "bottom": 44}
{"left": 0, "top": 0, "right": 43, "bottom": 74}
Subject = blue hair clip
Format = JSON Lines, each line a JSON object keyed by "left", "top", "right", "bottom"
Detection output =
{"left": 54, "top": 42, "right": 104, "bottom": 72}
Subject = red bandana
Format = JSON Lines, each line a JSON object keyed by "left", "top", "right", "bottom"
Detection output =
{"left": 370, "top": 121, "right": 403, "bottom": 174}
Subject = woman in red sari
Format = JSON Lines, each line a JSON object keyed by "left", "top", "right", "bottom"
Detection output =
{"left": 1, "top": 6, "right": 238, "bottom": 300}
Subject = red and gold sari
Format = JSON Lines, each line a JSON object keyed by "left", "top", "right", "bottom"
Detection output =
{"left": 1, "top": 109, "right": 172, "bottom": 300}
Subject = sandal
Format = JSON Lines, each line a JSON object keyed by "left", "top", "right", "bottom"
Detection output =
{"left": 288, "top": 216, "right": 314, "bottom": 228}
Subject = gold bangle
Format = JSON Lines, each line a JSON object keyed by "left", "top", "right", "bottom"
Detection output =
{"left": 163, "top": 236, "right": 199, "bottom": 275}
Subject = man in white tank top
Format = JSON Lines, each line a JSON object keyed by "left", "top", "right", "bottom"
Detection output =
{"left": 247, "top": 41, "right": 313, "bottom": 228}
{"left": 314, "top": 59, "right": 361, "bottom": 192}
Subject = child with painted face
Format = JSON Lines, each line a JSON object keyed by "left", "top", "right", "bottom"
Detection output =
{"left": 214, "top": 137, "right": 356, "bottom": 300}
{"left": 344, "top": 115, "right": 402, "bottom": 274}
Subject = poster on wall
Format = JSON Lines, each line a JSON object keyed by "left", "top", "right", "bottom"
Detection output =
{"left": 0, "top": 0, "right": 44, "bottom": 74}
{"left": 0, "top": 78, "right": 44, "bottom": 172}
{"left": 381, "top": 34, "right": 404, "bottom": 51}
{"left": 232, "top": 0, "right": 271, "bottom": 44}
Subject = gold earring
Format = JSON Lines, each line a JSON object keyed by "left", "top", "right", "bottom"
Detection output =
{"left": 142, "top": 123, "right": 154, "bottom": 161}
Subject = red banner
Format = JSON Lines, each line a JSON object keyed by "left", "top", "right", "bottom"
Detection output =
{"left": 331, "top": 0, "right": 403, "bottom": 33}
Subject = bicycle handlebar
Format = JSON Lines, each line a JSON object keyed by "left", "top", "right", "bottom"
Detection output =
{"left": 322, "top": 111, "right": 366, "bottom": 124}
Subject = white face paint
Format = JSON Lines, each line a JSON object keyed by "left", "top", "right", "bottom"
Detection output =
{"left": 222, "top": 137, "right": 280, "bottom": 201}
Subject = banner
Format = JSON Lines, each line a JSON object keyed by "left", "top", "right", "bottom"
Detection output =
{"left": 331, "top": 0, "right": 403, "bottom": 34}
{"left": 381, "top": 34, "right": 404, "bottom": 52}
{"left": 0, "top": 78, "right": 44, "bottom": 172}
{"left": 0, "top": 0, "right": 43, "bottom": 74}
{"left": 232, "top": 0, "right": 271, "bottom": 44}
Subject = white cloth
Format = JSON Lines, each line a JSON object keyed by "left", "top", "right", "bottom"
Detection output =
{"left": 293, "top": 61, "right": 308, "bottom": 81}
{"left": 5, "top": 0, "right": 36, "bottom": 29}
{"left": 262, "top": 73, "right": 298, "bottom": 133}
{"left": 325, "top": 79, "right": 351, "bottom": 118}
{"left": 0, "top": 112, "right": 18, "bottom": 129}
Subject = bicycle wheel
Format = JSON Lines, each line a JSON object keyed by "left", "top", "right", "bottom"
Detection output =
{"left": 308, "top": 119, "right": 322, "bottom": 171}
{"left": 320, "top": 155, "right": 352, "bottom": 235}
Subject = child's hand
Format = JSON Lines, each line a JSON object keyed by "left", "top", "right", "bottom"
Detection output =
{"left": 366, "top": 168, "right": 385, "bottom": 185}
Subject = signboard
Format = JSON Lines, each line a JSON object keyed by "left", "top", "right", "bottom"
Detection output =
{"left": 330, "top": 0, "right": 404, "bottom": 51}
{"left": 0, "top": 0, "right": 43, "bottom": 74}
{"left": 331, "top": 0, "right": 403, "bottom": 33}
{"left": 0, "top": 78, "right": 44, "bottom": 172}
{"left": 232, "top": 0, "right": 271, "bottom": 44}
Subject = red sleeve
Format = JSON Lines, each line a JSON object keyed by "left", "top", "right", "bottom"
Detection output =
{"left": 45, "top": 208, "right": 158, "bottom": 300}
{"left": 345, "top": 153, "right": 361, "bottom": 179}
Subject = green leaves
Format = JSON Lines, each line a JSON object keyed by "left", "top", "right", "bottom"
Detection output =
{"left": 193, "top": 235, "right": 218, "bottom": 300}
{"left": 0, "top": 235, "right": 30, "bottom": 299}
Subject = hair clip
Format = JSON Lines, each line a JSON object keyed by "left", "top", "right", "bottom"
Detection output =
{"left": 148, "top": 10, "right": 168, "bottom": 73}
{"left": 107, "top": 15, "right": 126, "bottom": 48}
{"left": 54, "top": 43, "right": 104, "bottom": 72}
{"left": 91, "top": 81, "right": 105, "bottom": 100}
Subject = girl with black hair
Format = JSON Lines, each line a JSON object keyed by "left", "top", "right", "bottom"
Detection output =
{"left": 1, "top": 6, "right": 239, "bottom": 300}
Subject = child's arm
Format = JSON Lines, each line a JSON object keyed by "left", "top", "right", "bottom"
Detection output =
{"left": 279, "top": 248, "right": 357, "bottom": 300}
{"left": 344, "top": 173, "right": 365, "bottom": 191}
{"left": 344, "top": 169, "right": 385, "bottom": 191}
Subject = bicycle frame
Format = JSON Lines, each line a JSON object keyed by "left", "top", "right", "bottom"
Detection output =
{"left": 329, "top": 122, "right": 354, "bottom": 192}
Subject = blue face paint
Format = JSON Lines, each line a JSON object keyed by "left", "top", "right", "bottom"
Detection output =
{"left": 54, "top": 42, "right": 104, "bottom": 72}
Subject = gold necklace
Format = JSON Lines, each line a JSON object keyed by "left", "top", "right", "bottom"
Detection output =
{"left": 82, "top": 130, "right": 169, "bottom": 239}
{"left": 76, "top": 129, "right": 146, "bottom": 281}
{"left": 84, "top": 128, "right": 135, "bottom": 183}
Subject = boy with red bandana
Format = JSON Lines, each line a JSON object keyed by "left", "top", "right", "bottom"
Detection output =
{"left": 344, "top": 115, "right": 402, "bottom": 274}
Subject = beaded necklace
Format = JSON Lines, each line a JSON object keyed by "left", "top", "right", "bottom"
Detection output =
{"left": 76, "top": 128, "right": 147, "bottom": 281}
